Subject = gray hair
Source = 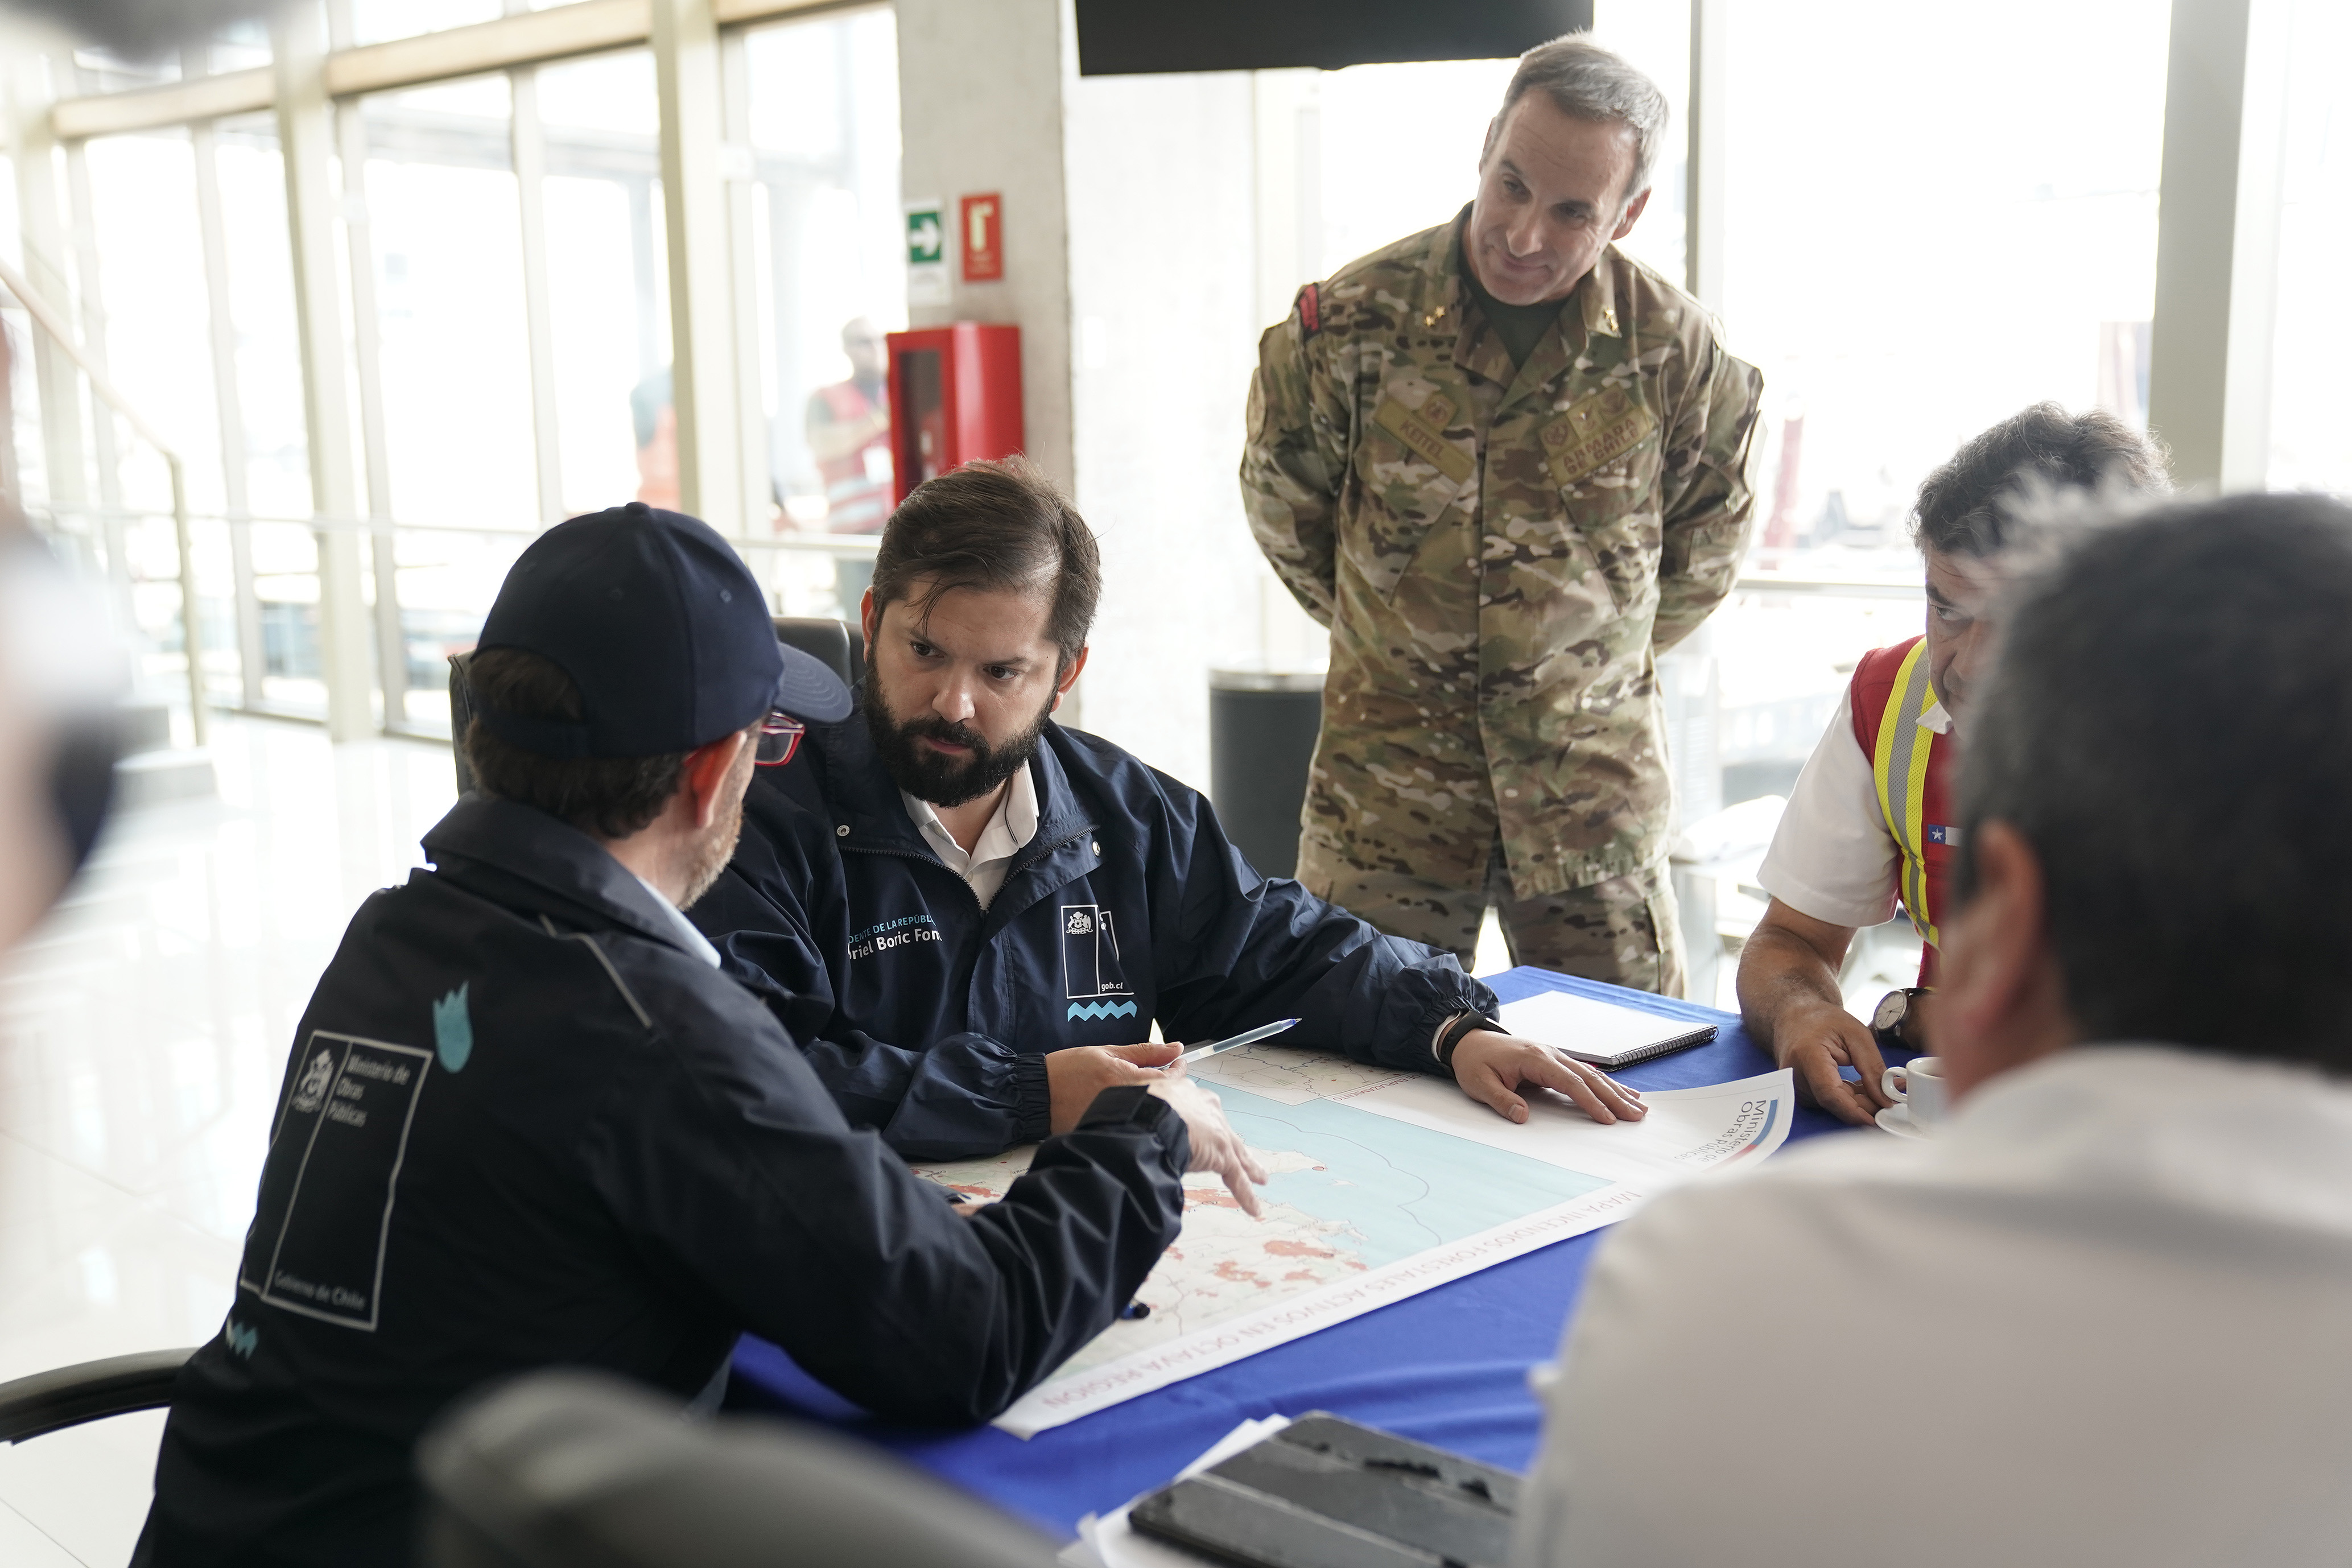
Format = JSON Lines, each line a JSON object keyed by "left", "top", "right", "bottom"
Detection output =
{"left": 1913, "top": 402, "right": 2170, "bottom": 558}
{"left": 1497, "top": 35, "right": 1670, "bottom": 208}
{"left": 1958, "top": 491, "right": 2352, "bottom": 1071}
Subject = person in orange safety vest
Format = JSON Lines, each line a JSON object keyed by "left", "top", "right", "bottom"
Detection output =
{"left": 805, "top": 317, "right": 894, "bottom": 616}
{"left": 1738, "top": 405, "right": 2167, "bottom": 1125}
{"left": 806, "top": 317, "right": 894, "bottom": 536}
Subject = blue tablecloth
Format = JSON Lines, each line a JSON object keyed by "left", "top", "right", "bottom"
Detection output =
{"left": 728, "top": 967, "right": 1862, "bottom": 1538}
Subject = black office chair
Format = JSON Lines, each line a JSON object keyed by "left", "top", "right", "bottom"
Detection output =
{"left": 449, "top": 617, "right": 861, "bottom": 795}
{"left": 0, "top": 1347, "right": 195, "bottom": 1443}
{"left": 418, "top": 1370, "right": 1059, "bottom": 1568}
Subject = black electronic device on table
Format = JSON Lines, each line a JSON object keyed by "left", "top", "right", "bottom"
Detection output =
{"left": 1128, "top": 1413, "right": 1521, "bottom": 1568}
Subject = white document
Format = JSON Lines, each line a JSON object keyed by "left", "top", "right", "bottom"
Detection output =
{"left": 915, "top": 1049, "right": 1793, "bottom": 1437}
{"left": 1493, "top": 988, "right": 1716, "bottom": 1068}
{"left": 1059, "top": 1417, "right": 1293, "bottom": 1568}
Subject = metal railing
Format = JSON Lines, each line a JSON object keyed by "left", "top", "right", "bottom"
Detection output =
{"left": 35, "top": 489, "right": 880, "bottom": 740}
{"left": 0, "top": 256, "right": 207, "bottom": 745}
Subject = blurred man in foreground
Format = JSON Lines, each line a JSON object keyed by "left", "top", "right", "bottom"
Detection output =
{"left": 0, "top": 525, "right": 119, "bottom": 950}
{"left": 1738, "top": 405, "right": 2167, "bottom": 1123}
{"left": 1514, "top": 493, "right": 2352, "bottom": 1567}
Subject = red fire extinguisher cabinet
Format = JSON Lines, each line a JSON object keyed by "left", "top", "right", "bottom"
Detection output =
{"left": 885, "top": 323, "right": 1025, "bottom": 504}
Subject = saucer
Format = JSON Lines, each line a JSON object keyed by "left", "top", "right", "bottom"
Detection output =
{"left": 1876, "top": 1104, "right": 1932, "bottom": 1140}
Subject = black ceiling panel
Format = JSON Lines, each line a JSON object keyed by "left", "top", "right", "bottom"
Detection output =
{"left": 1075, "top": 0, "right": 1594, "bottom": 77}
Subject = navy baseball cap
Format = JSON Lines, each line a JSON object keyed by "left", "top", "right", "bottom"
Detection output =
{"left": 475, "top": 502, "right": 851, "bottom": 759}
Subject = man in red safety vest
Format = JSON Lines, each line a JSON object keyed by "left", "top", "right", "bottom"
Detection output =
{"left": 804, "top": 317, "right": 894, "bottom": 616}
{"left": 1736, "top": 405, "right": 2166, "bottom": 1124}
{"left": 806, "top": 317, "right": 894, "bottom": 537}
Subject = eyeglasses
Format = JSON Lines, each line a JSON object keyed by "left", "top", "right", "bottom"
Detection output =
{"left": 754, "top": 710, "right": 808, "bottom": 767}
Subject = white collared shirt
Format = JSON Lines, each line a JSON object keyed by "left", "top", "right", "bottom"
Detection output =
{"left": 1755, "top": 686, "right": 1952, "bottom": 930}
{"left": 902, "top": 763, "right": 1039, "bottom": 910}
{"left": 632, "top": 874, "right": 721, "bottom": 967}
{"left": 1512, "top": 1046, "right": 2352, "bottom": 1568}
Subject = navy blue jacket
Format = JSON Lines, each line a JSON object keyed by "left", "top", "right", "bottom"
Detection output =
{"left": 689, "top": 714, "right": 1499, "bottom": 1162}
{"left": 138, "top": 796, "right": 1187, "bottom": 1568}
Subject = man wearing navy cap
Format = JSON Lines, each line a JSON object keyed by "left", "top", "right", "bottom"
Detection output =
{"left": 135, "top": 504, "right": 1248, "bottom": 1568}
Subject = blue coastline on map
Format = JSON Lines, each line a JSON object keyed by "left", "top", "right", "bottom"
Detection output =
{"left": 1211, "top": 1084, "right": 1614, "bottom": 1267}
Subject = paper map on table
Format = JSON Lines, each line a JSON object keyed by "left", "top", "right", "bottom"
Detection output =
{"left": 914, "top": 1048, "right": 1793, "bottom": 1436}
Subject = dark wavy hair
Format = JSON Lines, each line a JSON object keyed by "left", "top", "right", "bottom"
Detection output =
{"left": 870, "top": 456, "right": 1102, "bottom": 671}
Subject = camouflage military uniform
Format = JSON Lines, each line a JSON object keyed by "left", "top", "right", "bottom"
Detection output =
{"left": 1240, "top": 212, "right": 1763, "bottom": 995}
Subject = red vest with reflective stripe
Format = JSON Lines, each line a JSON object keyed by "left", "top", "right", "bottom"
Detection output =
{"left": 1849, "top": 635, "right": 1955, "bottom": 986}
{"left": 815, "top": 380, "right": 892, "bottom": 534}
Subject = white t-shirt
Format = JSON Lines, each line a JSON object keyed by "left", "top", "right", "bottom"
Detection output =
{"left": 1754, "top": 686, "right": 1951, "bottom": 930}
{"left": 1511, "top": 1045, "right": 2352, "bottom": 1568}
{"left": 901, "top": 762, "right": 1039, "bottom": 910}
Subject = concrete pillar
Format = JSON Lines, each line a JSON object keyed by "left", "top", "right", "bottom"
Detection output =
{"left": 1682, "top": 0, "right": 1727, "bottom": 312}
{"left": 893, "top": 0, "right": 1076, "bottom": 494}
{"left": 274, "top": 2, "right": 378, "bottom": 741}
{"left": 2146, "top": 0, "right": 2291, "bottom": 492}
{"left": 185, "top": 44, "right": 269, "bottom": 709}
{"left": 652, "top": 0, "right": 745, "bottom": 533}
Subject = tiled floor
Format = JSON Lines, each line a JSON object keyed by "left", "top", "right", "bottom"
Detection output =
{"left": 0, "top": 716, "right": 459, "bottom": 1566}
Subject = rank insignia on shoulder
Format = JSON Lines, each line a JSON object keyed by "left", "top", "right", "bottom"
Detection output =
{"left": 1295, "top": 283, "right": 1320, "bottom": 336}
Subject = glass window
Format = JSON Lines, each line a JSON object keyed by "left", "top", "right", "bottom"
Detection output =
{"left": 741, "top": 4, "right": 903, "bottom": 616}
{"left": 83, "top": 134, "right": 222, "bottom": 511}
{"left": 358, "top": 73, "right": 537, "bottom": 530}
{"left": 209, "top": 112, "right": 333, "bottom": 715}
{"left": 1313, "top": 60, "right": 1514, "bottom": 280}
{"left": 1662, "top": 1, "right": 2172, "bottom": 1000}
{"left": 213, "top": 113, "right": 313, "bottom": 523}
{"left": 2268, "top": 0, "right": 2351, "bottom": 494}
{"left": 81, "top": 129, "right": 242, "bottom": 707}
{"left": 1720, "top": 0, "right": 2172, "bottom": 570}
{"left": 349, "top": 0, "right": 505, "bottom": 49}
{"left": 537, "top": 47, "right": 667, "bottom": 518}
{"left": 1307, "top": 30, "right": 1687, "bottom": 289}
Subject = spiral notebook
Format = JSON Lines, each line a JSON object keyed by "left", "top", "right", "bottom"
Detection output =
{"left": 1494, "top": 988, "right": 1718, "bottom": 1070}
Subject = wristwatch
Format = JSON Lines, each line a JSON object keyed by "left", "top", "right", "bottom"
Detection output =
{"left": 1870, "top": 987, "right": 1932, "bottom": 1055}
{"left": 1433, "top": 1012, "right": 1503, "bottom": 1072}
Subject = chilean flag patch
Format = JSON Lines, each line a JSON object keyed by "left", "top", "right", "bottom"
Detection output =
{"left": 1925, "top": 824, "right": 1963, "bottom": 846}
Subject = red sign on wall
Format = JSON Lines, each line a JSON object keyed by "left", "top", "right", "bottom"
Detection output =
{"left": 960, "top": 193, "right": 1004, "bottom": 283}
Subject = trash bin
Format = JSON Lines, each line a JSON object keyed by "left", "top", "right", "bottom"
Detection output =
{"left": 1208, "top": 668, "right": 1324, "bottom": 881}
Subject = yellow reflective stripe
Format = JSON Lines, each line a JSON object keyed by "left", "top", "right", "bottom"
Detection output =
{"left": 1899, "top": 695, "right": 1938, "bottom": 948}
{"left": 1869, "top": 641, "right": 1941, "bottom": 948}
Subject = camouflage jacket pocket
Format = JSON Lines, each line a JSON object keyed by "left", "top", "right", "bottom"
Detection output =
{"left": 1558, "top": 424, "right": 1666, "bottom": 617}
{"left": 1341, "top": 390, "right": 1474, "bottom": 603}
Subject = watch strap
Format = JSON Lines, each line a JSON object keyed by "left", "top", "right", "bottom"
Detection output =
{"left": 1435, "top": 1013, "right": 1502, "bottom": 1070}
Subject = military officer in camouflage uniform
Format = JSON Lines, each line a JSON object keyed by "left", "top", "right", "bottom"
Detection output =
{"left": 1241, "top": 34, "right": 1763, "bottom": 996}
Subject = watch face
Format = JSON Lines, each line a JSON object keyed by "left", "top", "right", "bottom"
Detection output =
{"left": 1872, "top": 990, "right": 1910, "bottom": 1032}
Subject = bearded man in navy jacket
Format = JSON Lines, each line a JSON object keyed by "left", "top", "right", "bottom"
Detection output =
{"left": 691, "top": 457, "right": 1648, "bottom": 1162}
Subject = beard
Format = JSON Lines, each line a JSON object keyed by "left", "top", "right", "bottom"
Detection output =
{"left": 862, "top": 664, "right": 1051, "bottom": 808}
{"left": 678, "top": 742, "right": 754, "bottom": 910}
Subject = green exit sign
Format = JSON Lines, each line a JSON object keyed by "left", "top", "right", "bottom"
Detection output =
{"left": 906, "top": 204, "right": 944, "bottom": 266}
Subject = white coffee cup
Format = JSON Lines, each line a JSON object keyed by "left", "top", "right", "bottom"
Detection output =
{"left": 1880, "top": 1055, "right": 1948, "bottom": 1129}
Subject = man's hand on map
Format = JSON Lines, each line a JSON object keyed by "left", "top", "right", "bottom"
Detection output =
{"left": 1771, "top": 1001, "right": 1892, "bottom": 1127}
{"left": 1047, "top": 1041, "right": 1183, "bottom": 1133}
{"left": 1148, "top": 1069, "right": 1270, "bottom": 1218}
{"left": 1452, "top": 1032, "right": 1648, "bottom": 1127}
